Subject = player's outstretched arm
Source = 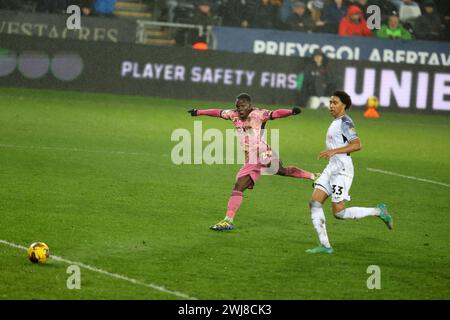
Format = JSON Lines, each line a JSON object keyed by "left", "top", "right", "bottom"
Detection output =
{"left": 187, "top": 109, "right": 222, "bottom": 117}
{"left": 270, "top": 107, "right": 301, "bottom": 120}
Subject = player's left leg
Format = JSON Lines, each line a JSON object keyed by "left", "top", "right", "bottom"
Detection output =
{"left": 330, "top": 174, "right": 393, "bottom": 229}
{"left": 276, "top": 161, "right": 316, "bottom": 181}
{"left": 225, "top": 175, "right": 253, "bottom": 221}
{"left": 332, "top": 203, "right": 393, "bottom": 229}
{"left": 210, "top": 175, "right": 253, "bottom": 231}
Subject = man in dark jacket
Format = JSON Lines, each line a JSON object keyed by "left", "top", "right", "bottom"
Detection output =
{"left": 301, "top": 49, "right": 335, "bottom": 109}
{"left": 190, "top": 0, "right": 215, "bottom": 44}
{"left": 252, "top": 0, "right": 278, "bottom": 29}
{"left": 286, "top": 1, "right": 314, "bottom": 32}
{"left": 222, "top": 0, "right": 258, "bottom": 28}
{"left": 413, "top": 0, "right": 443, "bottom": 41}
{"left": 322, "top": 0, "right": 347, "bottom": 33}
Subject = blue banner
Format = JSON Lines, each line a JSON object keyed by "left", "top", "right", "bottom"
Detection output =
{"left": 212, "top": 27, "right": 450, "bottom": 67}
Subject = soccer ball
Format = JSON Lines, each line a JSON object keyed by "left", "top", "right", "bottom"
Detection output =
{"left": 367, "top": 96, "right": 379, "bottom": 108}
{"left": 27, "top": 242, "right": 50, "bottom": 264}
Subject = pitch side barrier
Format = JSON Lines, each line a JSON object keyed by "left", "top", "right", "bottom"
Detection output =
{"left": 0, "top": 35, "right": 449, "bottom": 113}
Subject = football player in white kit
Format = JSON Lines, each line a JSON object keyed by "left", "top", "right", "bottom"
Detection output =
{"left": 307, "top": 91, "right": 393, "bottom": 254}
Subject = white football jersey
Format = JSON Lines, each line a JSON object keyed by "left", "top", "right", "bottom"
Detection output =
{"left": 325, "top": 114, "right": 358, "bottom": 174}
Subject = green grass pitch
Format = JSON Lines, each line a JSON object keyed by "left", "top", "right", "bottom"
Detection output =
{"left": 0, "top": 87, "right": 449, "bottom": 300}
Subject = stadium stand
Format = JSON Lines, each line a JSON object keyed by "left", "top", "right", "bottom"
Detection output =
{"left": 0, "top": 0, "right": 448, "bottom": 44}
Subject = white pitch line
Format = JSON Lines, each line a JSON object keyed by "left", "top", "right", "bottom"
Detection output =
{"left": 0, "top": 143, "right": 168, "bottom": 157}
{"left": 367, "top": 168, "right": 450, "bottom": 188}
{"left": 0, "top": 239, "right": 197, "bottom": 300}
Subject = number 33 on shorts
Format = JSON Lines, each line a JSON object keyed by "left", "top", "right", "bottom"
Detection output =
{"left": 332, "top": 184, "right": 343, "bottom": 195}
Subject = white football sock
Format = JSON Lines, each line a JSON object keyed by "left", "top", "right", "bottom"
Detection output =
{"left": 335, "top": 207, "right": 381, "bottom": 219}
{"left": 310, "top": 201, "right": 331, "bottom": 248}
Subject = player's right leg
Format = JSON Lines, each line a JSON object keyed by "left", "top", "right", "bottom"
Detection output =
{"left": 209, "top": 175, "right": 253, "bottom": 231}
{"left": 306, "top": 187, "right": 334, "bottom": 254}
{"left": 276, "top": 161, "right": 316, "bottom": 181}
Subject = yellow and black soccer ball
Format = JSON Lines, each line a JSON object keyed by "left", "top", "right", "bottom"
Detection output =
{"left": 367, "top": 96, "right": 380, "bottom": 108}
{"left": 27, "top": 242, "right": 50, "bottom": 264}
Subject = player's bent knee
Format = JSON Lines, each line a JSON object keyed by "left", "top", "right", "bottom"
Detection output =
{"left": 334, "top": 210, "right": 345, "bottom": 219}
{"left": 332, "top": 202, "right": 346, "bottom": 215}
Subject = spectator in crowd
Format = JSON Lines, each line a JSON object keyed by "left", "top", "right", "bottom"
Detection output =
{"left": 252, "top": 0, "right": 278, "bottom": 29}
{"left": 300, "top": 49, "right": 335, "bottom": 109}
{"left": 321, "top": 0, "right": 347, "bottom": 33}
{"left": 391, "top": 0, "right": 421, "bottom": 23}
{"left": 308, "top": 0, "right": 324, "bottom": 22}
{"left": 93, "top": 0, "right": 117, "bottom": 17}
{"left": 285, "top": 1, "right": 314, "bottom": 32}
{"left": 435, "top": 0, "right": 450, "bottom": 41}
{"left": 413, "top": 0, "right": 443, "bottom": 41}
{"left": 338, "top": 5, "right": 372, "bottom": 37}
{"left": 308, "top": 0, "right": 326, "bottom": 32}
{"left": 278, "top": 0, "right": 294, "bottom": 25}
{"left": 175, "top": 1, "right": 201, "bottom": 24}
{"left": 222, "top": 0, "right": 258, "bottom": 28}
{"left": 189, "top": 0, "right": 214, "bottom": 43}
{"left": 375, "top": 12, "right": 413, "bottom": 40}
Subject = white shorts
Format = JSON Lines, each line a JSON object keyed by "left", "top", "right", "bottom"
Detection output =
{"left": 314, "top": 162, "right": 354, "bottom": 203}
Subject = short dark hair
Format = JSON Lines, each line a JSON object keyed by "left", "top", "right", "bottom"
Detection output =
{"left": 333, "top": 90, "right": 352, "bottom": 110}
{"left": 236, "top": 93, "right": 251, "bottom": 102}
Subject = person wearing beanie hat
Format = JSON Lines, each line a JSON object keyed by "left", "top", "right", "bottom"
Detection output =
{"left": 286, "top": 1, "right": 315, "bottom": 32}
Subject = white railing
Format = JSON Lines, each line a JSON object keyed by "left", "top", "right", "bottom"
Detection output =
{"left": 136, "top": 20, "right": 214, "bottom": 46}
